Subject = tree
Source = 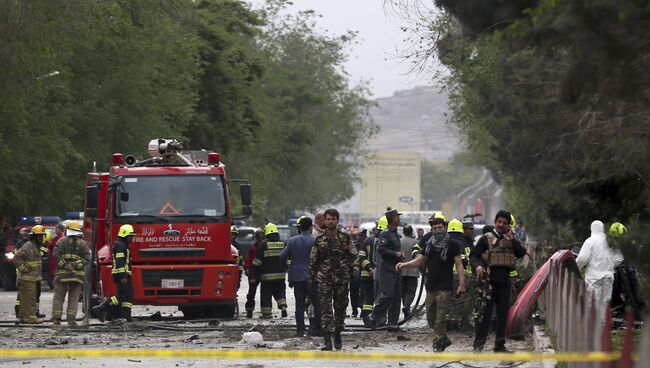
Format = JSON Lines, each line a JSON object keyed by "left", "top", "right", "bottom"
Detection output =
{"left": 391, "top": 0, "right": 650, "bottom": 278}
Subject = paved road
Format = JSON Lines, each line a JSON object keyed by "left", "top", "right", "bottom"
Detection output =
{"left": 0, "top": 281, "right": 538, "bottom": 367}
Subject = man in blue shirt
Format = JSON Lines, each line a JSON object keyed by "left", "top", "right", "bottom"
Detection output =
{"left": 280, "top": 216, "right": 321, "bottom": 336}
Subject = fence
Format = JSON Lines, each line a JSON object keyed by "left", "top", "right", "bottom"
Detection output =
{"left": 538, "top": 255, "right": 637, "bottom": 368}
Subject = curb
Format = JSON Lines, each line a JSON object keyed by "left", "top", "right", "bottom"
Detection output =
{"left": 533, "top": 325, "right": 556, "bottom": 368}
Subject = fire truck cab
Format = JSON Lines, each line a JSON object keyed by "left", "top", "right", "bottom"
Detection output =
{"left": 84, "top": 139, "right": 252, "bottom": 318}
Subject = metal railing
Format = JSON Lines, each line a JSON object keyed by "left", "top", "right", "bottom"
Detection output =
{"left": 539, "top": 255, "right": 637, "bottom": 368}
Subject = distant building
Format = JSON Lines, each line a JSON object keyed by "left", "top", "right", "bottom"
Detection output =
{"left": 360, "top": 151, "right": 421, "bottom": 215}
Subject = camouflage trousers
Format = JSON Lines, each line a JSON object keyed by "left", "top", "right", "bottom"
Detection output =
{"left": 424, "top": 290, "right": 451, "bottom": 343}
{"left": 318, "top": 282, "right": 349, "bottom": 333}
{"left": 52, "top": 279, "right": 83, "bottom": 322}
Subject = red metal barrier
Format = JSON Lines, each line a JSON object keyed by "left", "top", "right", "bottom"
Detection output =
{"left": 618, "top": 308, "right": 635, "bottom": 368}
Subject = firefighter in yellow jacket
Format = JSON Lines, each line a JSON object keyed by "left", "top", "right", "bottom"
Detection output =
{"left": 14, "top": 225, "right": 46, "bottom": 324}
{"left": 253, "top": 223, "right": 288, "bottom": 319}
{"left": 92, "top": 224, "right": 136, "bottom": 322}
{"left": 51, "top": 222, "right": 91, "bottom": 326}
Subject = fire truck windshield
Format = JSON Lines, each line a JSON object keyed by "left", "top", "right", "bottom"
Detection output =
{"left": 116, "top": 175, "right": 226, "bottom": 218}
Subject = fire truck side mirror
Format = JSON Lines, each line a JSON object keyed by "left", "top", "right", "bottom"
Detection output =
{"left": 240, "top": 184, "right": 252, "bottom": 206}
{"left": 85, "top": 185, "right": 99, "bottom": 218}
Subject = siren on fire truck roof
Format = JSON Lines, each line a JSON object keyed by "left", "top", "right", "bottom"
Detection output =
{"left": 148, "top": 139, "right": 183, "bottom": 157}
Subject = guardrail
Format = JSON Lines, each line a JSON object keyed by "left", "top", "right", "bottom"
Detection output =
{"left": 539, "top": 256, "right": 637, "bottom": 368}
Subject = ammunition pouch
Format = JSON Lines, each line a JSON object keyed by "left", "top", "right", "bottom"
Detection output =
{"left": 481, "top": 234, "right": 516, "bottom": 269}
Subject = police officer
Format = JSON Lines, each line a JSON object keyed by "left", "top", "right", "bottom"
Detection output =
{"left": 470, "top": 210, "right": 527, "bottom": 352}
{"left": 364, "top": 209, "right": 404, "bottom": 331}
{"left": 92, "top": 224, "right": 136, "bottom": 322}
{"left": 310, "top": 208, "right": 357, "bottom": 350}
{"left": 51, "top": 222, "right": 91, "bottom": 326}
{"left": 253, "top": 223, "right": 288, "bottom": 319}
{"left": 14, "top": 225, "right": 46, "bottom": 324}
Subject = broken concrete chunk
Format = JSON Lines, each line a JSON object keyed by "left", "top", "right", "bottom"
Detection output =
{"left": 240, "top": 331, "right": 264, "bottom": 345}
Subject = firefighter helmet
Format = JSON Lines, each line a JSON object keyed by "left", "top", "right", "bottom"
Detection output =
{"left": 118, "top": 224, "right": 136, "bottom": 238}
{"left": 377, "top": 216, "right": 388, "bottom": 231}
{"left": 67, "top": 222, "right": 82, "bottom": 232}
{"left": 30, "top": 225, "right": 47, "bottom": 235}
{"left": 609, "top": 222, "right": 627, "bottom": 238}
{"left": 264, "top": 223, "right": 279, "bottom": 236}
{"left": 510, "top": 214, "right": 516, "bottom": 228}
{"left": 230, "top": 226, "right": 238, "bottom": 234}
{"left": 43, "top": 231, "right": 52, "bottom": 244}
{"left": 447, "top": 219, "right": 463, "bottom": 233}
{"left": 428, "top": 212, "right": 446, "bottom": 225}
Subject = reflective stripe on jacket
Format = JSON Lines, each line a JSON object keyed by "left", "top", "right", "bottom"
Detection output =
{"left": 54, "top": 236, "right": 91, "bottom": 283}
{"left": 15, "top": 240, "right": 42, "bottom": 282}
{"left": 112, "top": 237, "right": 131, "bottom": 278}
{"left": 253, "top": 235, "right": 286, "bottom": 282}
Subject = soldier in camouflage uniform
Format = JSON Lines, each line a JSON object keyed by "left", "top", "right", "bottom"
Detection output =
{"left": 310, "top": 208, "right": 357, "bottom": 351}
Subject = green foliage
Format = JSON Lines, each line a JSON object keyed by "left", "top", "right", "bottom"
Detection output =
{"left": 400, "top": 0, "right": 650, "bottom": 276}
{"left": 232, "top": 2, "right": 376, "bottom": 221}
{"left": 420, "top": 152, "right": 483, "bottom": 209}
{"left": 0, "top": 0, "right": 374, "bottom": 226}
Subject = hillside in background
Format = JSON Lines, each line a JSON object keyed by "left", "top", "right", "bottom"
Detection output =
{"left": 367, "top": 86, "right": 458, "bottom": 161}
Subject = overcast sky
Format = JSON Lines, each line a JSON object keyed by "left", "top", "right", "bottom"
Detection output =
{"left": 247, "top": 0, "right": 431, "bottom": 98}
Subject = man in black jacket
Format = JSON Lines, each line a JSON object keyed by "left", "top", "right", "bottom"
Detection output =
{"left": 470, "top": 210, "right": 526, "bottom": 352}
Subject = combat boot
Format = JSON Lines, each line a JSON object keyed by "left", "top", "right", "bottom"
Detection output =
{"left": 91, "top": 300, "right": 112, "bottom": 322}
{"left": 320, "top": 333, "right": 333, "bottom": 351}
{"left": 333, "top": 330, "right": 342, "bottom": 350}
{"left": 21, "top": 317, "right": 43, "bottom": 325}
{"left": 308, "top": 318, "right": 323, "bottom": 337}
{"left": 246, "top": 310, "right": 253, "bottom": 318}
{"left": 14, "top": 304, "right": 20, "bottom": 319}
{"left": 281, "top": 308, "right": 288, "bottom": 318}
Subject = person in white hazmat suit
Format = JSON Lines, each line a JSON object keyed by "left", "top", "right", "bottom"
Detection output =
{"left": 576, "top": 220, "right": 624, "bottom": 321}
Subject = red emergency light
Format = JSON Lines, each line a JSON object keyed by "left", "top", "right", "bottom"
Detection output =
{"left": 112, "top": 153, "right": 125, "bottom": 165}
{"left": 208, "top": 152, "right": 220, "bottom": 165}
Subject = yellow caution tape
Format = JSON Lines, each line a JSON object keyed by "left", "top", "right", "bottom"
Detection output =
{"left": 0, "top": 349, "right": 633, "bottom": 362}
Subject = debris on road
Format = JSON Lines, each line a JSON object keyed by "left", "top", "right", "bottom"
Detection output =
{"left": 240, "top": 331, "right": 264, "bottom": 345}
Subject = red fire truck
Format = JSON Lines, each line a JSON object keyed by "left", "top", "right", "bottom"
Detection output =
{"left": 83, "top": 139, "right": 252, "bottom": 318}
